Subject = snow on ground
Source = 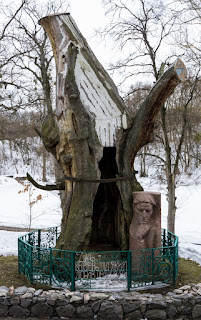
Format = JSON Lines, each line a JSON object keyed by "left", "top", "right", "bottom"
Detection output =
{"left": 0, "top": 175, "right": 62, "bottom": 255}
{"left": 0, "top": 175, "right": 61, "bottom": 229}
{"left": 0, "top": 231, "right": 25, "bottom": 256}
{"left": 137, "top": 171, "right": 201, "bottom": 265}
{"left": 0, "top": 172, "right": 201, "bottom": 266}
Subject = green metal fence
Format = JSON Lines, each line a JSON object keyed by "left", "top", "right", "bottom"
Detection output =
{"left": 18, "top": 227, "right": 178, "bottom": 291}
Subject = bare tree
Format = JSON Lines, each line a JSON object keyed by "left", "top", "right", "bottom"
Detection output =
{"left": 0, "top": 0, "right": 70, "bottom": 113}
{"left": 174, "top": 0, "right": 201, "bottom": 68}
{"left": 0, "top": 0, "right": 27, "bottom": 41}
{"left": 96, "top": 0, "right": 200, "bottom": 234}
{"left": 27, "top": 12, "right": 186, "bottom": 251}
{"left": 0, "top": 0, "right": 69, "bottom": 178}
{"left": 99, "top": 0, "right": 180, "bottom": 92}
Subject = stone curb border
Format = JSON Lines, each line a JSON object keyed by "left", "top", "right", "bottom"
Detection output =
{"left": 0, "top": 284, "right": 201, "bottom": 319}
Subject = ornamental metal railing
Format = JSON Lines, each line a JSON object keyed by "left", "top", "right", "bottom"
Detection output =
{"left": 18, "top": 227, "right": 178, "bottom": 291}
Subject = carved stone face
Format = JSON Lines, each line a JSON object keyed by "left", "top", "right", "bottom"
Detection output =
{"left": 134, "top": 203, "right": 153, "bottom": 224}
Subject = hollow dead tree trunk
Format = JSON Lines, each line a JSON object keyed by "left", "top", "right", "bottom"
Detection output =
{"left": 38, "top": 13, "right": 186, "bottom": 251}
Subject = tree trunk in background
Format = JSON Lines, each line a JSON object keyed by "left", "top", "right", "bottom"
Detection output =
{"left": 38, "top": 13, "right": 186, "bottom": 251}
{"left": 42, "top": 147, "right": 47, "bottom": 182}
{"left": 140, "top": 146, "right": 147, "bottom": 177}
{"left": 161, "top": 106, "right": 176, "bottom": 234}
{"left": 167, "top": 174, "right": 176, "bottom": 234}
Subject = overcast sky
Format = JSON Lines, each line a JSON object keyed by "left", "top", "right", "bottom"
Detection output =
{"left": 68, "top": 0, "right": 110, "bottom": 66}
{"left": 4, "top": 0, "right": 197, "bottom": 91}
{"left": 69, "top": 0, "right": 106, "bottom": 36}
{"left": 66, "top": 0, "right": 134, "bottom": 91}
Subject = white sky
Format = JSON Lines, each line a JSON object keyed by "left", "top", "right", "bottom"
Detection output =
{"left": 65, "top": 0, "right": 136, "bottom": 91}
{"left": 69, "top": 0, "right": 106, "bottom": 36}
{"left": 2, "top": 0, "right": 110, "bottom": 66}
{"left": 2, "top": 0, "right": 200, "bottom": 91}
{"left": 67, "top": 0, "right": 111, "bottom": 67}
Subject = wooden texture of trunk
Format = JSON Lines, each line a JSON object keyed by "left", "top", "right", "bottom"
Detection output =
{"left": 39, "top": 13, "right": 186, "bottom": 251}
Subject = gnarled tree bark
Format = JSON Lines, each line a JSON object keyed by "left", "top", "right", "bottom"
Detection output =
{"left": 37, "top": 13, "right": 186, "bottom": 251}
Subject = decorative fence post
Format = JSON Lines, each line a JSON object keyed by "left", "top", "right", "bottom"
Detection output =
{"left": 38, "top": 229, "right": 41, "bottom": 247}
{"left": 38, "top": 229, "right": 41, "bottom": 263}
{"left": 55, "top": 227, "right": 58, "bottom": 241}
{"left": 49, "top": 248, "right": 53, "bottom": 286}
{"left": 172, "top": 236, "right": 178, "bottom": 287}
{"left": 28, "top": 232, "right": 32, "bottom": 246}
{"left": 152, "top": 248, "right": 155, "bottom": 285}
{"left": 29, "top": 244, "right": 33, "bottom": 283}
{"left": 18, "top": 238, "right": 22, "bottom": 274}
{"left": 127, "top": 251, "right": 131, "bottom": 291}
{"left": 71, "top": 252, "right": 75, "bottom": 291}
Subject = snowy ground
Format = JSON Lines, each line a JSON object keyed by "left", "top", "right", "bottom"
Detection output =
{"left": 0, "top": 175, "right": 62, "bottom": 255}
{"left": 0, "top": 172, "right": 201, "bottom": 265}
{"left": 138, "top": 171, "right": 201, "bottom": 265}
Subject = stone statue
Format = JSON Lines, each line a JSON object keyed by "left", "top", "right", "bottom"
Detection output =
{"left": 129, "top": 192, "right": 161, "bottom": 251}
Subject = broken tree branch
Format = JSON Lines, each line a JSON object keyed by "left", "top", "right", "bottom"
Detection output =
{"left": 27, "top": 173, "right": 65, "bottom": 191}
{"left": 123, "top": 58, "right": 187, "bottom": 166}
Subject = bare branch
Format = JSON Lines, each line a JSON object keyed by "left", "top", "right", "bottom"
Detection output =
{"left": 0, "top": 0, "right": 27, "bottom": 41}
{"left": 27, "top": 173, "right": 65, "bottom": 191}
{"left": 124, "top": 58, "right": 187, "bottom": 165}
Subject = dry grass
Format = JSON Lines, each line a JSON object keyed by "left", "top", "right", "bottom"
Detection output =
{"left": 0, "top": 255, "right": 30, "bottom": 288}
{"left": 176, "top": 257, "right": 201, "bottom": 287}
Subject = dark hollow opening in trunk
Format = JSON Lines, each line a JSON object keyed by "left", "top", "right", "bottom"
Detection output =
{"left": 89, "top": 147, "right": 121, "bottom": 251}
